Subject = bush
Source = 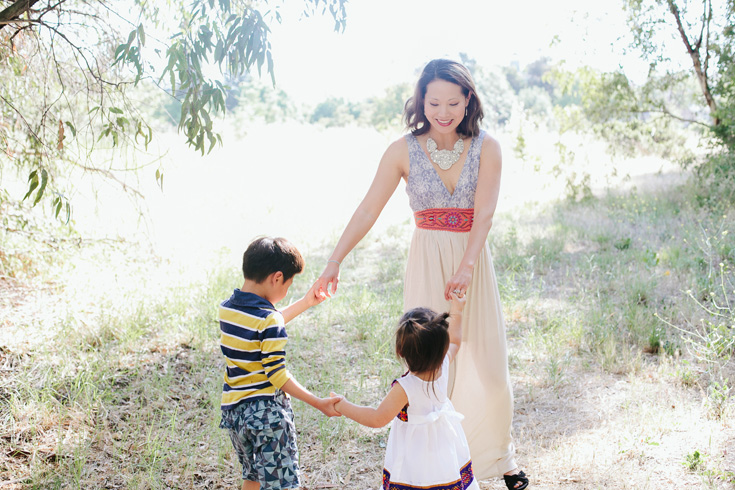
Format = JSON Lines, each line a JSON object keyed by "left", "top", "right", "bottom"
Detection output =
{"left": 691, "top": 152, "right": 735, "bottom": 208}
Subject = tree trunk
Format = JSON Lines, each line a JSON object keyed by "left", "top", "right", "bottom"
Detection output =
{"left": 666, "top": 0, "right": 721, "bottom": 125}
{"left": 0, "top": 0, "right": 42, "bottom": 32}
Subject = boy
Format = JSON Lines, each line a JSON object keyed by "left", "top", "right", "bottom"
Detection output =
{"left": 218, "top": 236, "right": 340, "bottom": 490}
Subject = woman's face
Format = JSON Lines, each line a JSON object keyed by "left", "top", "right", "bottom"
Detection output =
{"left": 423, "top": 79, "right": 469, "bottom": 135}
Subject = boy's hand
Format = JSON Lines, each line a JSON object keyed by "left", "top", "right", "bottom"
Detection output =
{"left": 303, "top": 284, "right": 328, "bottom": 308}
{"left": 316, "top": 394, "right": 342, "bottom": 417}
{"left": 449, "top": 291, "right": 466, "bottom": 314}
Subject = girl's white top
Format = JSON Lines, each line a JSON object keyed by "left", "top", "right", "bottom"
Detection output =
{"left": 381, "top": 354, "right": 480, "bottom": 490}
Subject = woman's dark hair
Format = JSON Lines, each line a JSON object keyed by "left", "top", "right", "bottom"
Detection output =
{"left": 404, "top": 59, "right": 484, "bottom": 137}
{"left": 242, "top": 236, "right": 304, "bottom": 283}
{"left": 395, "top": 307, "right": 450, "bottom": 384}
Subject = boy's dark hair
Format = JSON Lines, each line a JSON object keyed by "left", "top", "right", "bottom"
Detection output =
{"left": 242, "top": 236, "right": 304, "bottom": 283}
{"left": 395, "top": 307, "right": 450, "bottom": 384}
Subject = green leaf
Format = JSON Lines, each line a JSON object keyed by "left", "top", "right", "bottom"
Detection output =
{"left": 23, "top": 172, "right": 39, "bottom": 201}
{"left": 109, "top": 107, "right": 124, "bottom": 114}
{"left": 33, "top": 169, "right": 48, "bottom": 206}
{"left": 137, "top": 24, "right": 146, "bottom": 46}
{"left": 65, "top": 121, "right": 76, "bottom": 138}
{"left": 114, "top": 43, "right": 128, "bottom": 61}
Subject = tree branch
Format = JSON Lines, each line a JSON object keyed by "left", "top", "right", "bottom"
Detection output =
{"left": 0, "top": 0, "right": 42, "bottom": 30}
{"left": 656, "top": 105, "right": 712, "bottom": 128}
{"left": 666, "top": 0, "right": 719, "bottom": 124}
{"left": 0, "top": 93, "right": 44, "bottom": 146}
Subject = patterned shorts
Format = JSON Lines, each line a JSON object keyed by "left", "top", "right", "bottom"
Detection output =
{"left": 220, "top": 391, "right": 300, "bottom": 490}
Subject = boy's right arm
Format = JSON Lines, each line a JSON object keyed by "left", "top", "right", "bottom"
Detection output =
{"left": 281, "top": 284, "right": 328, "bottom": 324}
{"left": 280, "top": 377, "right": 341, "bottom": 417}
{"left": 330, "top": 383, "right": 408, "bottom": 428}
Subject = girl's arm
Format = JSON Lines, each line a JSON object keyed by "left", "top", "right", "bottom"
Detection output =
{"left": 330, "top": 382, "right": 408, "bottom": 429}
{"left": 313, "top": 139, "right": 408, "bottom": 298}
{"left": 443, "top": 135, "right": 502, "bottom": 300}
{"left": 446, "top": 292, "right": 466, "bottom": 363}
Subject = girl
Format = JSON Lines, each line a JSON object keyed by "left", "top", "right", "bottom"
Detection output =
{"left": 331, "top": 292, "right": 480, "bottom": 490}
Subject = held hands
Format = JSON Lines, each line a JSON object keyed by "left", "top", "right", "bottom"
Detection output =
{"left": 444, "top": 265, "right": 472, "bottom": 301}
{"left": 317, "top": 393, "right": 344, "bottom": 417}
{"left": 449, "top": 290, "right": 467, "bottom": 315}
{"left": 312, "top": 261, "right": 340, "bottom": 300}
{"left": 330, "top": 391, "right": 345, "bottom": 414}
{"left": 303, "top": 283, "right": 329, "bottom": 308}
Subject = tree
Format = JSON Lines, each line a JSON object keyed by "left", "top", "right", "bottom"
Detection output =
{"left": 622, "top": 0, "right": 734, "bottom": 146}
{"left": 0, "top": 0, "right": 347, "bottom": 218}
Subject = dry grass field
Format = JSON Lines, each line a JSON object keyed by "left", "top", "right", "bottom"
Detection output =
{"left": 1, "top": 125, "right": 733, "bottom": 489}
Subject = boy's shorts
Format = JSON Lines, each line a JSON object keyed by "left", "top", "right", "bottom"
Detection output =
{"left": 220, "top": 390, "right": 300, "bottom": 490}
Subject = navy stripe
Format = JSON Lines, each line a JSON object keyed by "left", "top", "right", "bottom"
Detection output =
{"left": 221, "top": 346, "right": 262, "bottom": 362}
{"left": 261, "top": 352, "right": 286, "bottom": 363}
{"left": 261, "top": 325, "right": 287, "bottom": 339}
{"left": 223, "top": 291, "right": 275, "bottom": 312}
{"left": 226, "top": 365, "right": 263, "bottom": 378}
{"left": 266, "top": 364, "right": 285, "bottom": 378}
{"left": 223, "top": 380, "right": 272, "bottom": 392}
{"left": 220, "top": 321, "right": 261, "bottom": 340}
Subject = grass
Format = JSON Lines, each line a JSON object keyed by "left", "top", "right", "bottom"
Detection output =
{"left": 2, "top": 176, "right": 735, "bottom": 489}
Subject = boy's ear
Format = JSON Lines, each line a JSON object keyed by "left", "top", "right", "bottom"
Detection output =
{"left": 271, "top": 271, "right": 284, "bottom": 284}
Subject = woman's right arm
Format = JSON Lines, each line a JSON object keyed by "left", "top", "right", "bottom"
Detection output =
{"left": 313, "top": 138, "right": 408, "bottom": 297}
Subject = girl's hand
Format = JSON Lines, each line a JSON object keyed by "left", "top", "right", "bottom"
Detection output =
{"left": 329, "top": 391, "right": 345, "bottom": 415}
{"left": 317, "top": 394, "right": 343, "bottom": 417}
{"left": 313, "top": 261, "right": 340, "bottom": 299}
{"left": 450, "top": 291, "right": 467, "bottom": 314}
{"left": 444, "top": 265, "right": 472, "bottom": 300}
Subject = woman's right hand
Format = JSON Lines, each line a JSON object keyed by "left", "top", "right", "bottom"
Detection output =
{"left": 313, "top": 261, "right": 340, "bottom": 299}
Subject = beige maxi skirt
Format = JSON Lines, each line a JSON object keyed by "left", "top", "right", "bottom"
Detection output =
{"left": 403, "top": 227, "right": 516, "bottom": 479}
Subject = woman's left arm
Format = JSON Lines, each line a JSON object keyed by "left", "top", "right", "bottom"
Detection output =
{"left": 443, "top": 136, "right": 502, "bottom": 300}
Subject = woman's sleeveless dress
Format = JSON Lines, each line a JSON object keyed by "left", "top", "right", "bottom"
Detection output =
{"left": 403, "top": 131, "right": 516, "bottom": 478}
{"left": 382, "top": 355, "right": 480, "bottom": 490}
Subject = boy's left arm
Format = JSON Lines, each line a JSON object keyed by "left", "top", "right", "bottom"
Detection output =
{"left": 281, "top": 284, "right": 327, "bottom": 323}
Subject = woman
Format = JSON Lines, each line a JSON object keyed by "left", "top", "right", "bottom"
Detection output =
{"left": 313, "top": 59, "right": 528, "bottom": 490}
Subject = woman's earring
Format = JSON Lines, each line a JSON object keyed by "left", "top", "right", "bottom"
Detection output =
{"left": 465, "top": 107, "right": 468, "bottom": 117}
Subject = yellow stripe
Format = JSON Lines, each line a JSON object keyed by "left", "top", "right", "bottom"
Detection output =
{"left": 224, "top": 372, "right": 269, "bottom": 386}
{"left": 261, "top": 338, "right": 287, "bottom": 352}
{"left": 221, "top": 335, "right": 259, "bottom": 351}
{"left": 221, "top": 386, "right": 276, "bottom": 404}
{"left": 224, "top": 359, "right": 263, "bottom": 372}
{"left": 267, "top": 368, "right": 290, "bottom": 389}
{"left": 219, "top": 307, "right": 278, "bottom": 329}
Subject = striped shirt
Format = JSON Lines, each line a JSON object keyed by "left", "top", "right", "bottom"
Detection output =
{"left": 219, "top": 289, "right": 292, "bottom": 410}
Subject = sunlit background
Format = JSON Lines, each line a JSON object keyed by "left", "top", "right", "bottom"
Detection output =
{"left": 50, "top": 0, "right": 687, "bottom": 288}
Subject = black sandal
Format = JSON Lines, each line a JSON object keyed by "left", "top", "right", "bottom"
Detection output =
{"left": 503, "top": 470, "right": 529, "bottom": 490}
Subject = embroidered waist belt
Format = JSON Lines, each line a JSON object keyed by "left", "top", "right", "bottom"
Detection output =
{"left": 414, "top": 207, "right": 474, "bottom": 233}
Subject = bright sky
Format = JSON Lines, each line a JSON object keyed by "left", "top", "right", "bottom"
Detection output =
{"left": 267, "top": 0, "right": 650, "bottom": 104}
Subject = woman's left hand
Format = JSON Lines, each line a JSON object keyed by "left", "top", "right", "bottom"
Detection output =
{"left": 444, "top": 266, "right": 472, "bottom": 300}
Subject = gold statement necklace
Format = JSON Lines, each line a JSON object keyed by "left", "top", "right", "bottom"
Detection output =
{"left": 426, "top": 137, "right": 464, "bottom": 170}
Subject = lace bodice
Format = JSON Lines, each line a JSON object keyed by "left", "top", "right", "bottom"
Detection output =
{"left": 405, "top": 131, "right": 484, "bottom": 212}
